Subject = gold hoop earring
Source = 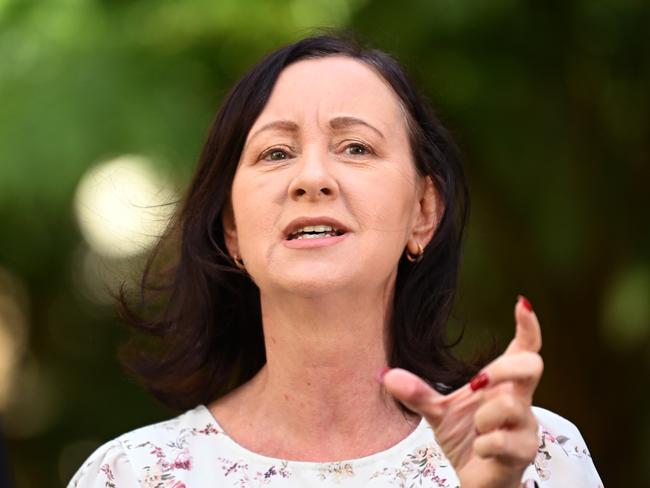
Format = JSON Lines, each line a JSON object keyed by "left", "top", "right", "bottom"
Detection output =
{"left": 233, "top": 255, "right": 246, "bottom": 270}
{"left": 405, "top": 242, "right": 424, "bottom": 263}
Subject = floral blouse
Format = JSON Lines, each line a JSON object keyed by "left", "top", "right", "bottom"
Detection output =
{"left": 68, "top": 405, "right": 603, "bottom": 487}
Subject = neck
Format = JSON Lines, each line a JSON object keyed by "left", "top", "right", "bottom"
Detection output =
{"left": 211, "top": 284, "right": 420, "bottom": 460}
{"left": 261, "top": 287, "right": 395, "bottom": 429}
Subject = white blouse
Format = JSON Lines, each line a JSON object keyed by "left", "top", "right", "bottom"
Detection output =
{"left": 68, "top": 405, "right": 603, "bottom": 487}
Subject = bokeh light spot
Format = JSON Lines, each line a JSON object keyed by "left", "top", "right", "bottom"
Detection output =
{"left": 73, "top": 155, "right": 177, "bottom": 259}
{"left": 0, "top": 267, "right": 29, "bottom": 411}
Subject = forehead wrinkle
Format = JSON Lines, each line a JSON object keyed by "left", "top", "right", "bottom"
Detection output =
{"left": 247, "top": 57, "right": 410, "bottom": 149}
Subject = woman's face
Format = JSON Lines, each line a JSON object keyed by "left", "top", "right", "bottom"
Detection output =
{"left": 225, "top": 56, "right": 438, "bottom": 297}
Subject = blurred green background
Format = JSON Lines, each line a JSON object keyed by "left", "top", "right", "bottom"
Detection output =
{"left": 1, "top": 0, "right": 648, "bottom": 485}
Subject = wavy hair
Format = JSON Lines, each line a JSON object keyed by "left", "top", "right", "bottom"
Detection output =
{"left": 117, "top": 33, "right": 478, "bottom": 411}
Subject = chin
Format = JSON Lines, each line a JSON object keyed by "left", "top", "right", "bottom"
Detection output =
{"left": 284, "top": 274, "right": 353, "bottom": 298}
{"left": 263, "top": 265, "right": 357, "bottom": 298}
{"left": 253, "top": 257, "right": 392, "bottom": 298}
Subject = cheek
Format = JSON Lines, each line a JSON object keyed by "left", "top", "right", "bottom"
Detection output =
{"left": 348, "top": 168, "right": 418, "bottom": 250}
{"left": 230, "top": 172, "right": 283, "bottom": 257}
{"left": 368, "top": 165, "right": 417, "bottom": 223}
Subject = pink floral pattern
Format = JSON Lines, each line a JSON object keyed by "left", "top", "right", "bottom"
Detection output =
{"left": 99, "top": 464, "right": 116, "bottom": 488}
{"left": 69, "top": 405, "right": 602, "bottom": 487}
{"left": 370, "top": 445, "right": 456, "bottom": 488}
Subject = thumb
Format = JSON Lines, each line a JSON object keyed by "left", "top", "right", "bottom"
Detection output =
{"left": 382, "top": 368, "right": 446, "bottom": 425}
{"left": 505, "top": 295, "right": 542, "bottom": 355}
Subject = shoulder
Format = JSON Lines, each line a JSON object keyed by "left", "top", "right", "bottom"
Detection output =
{"left": 532, "top": 406, "right": 595, "bottom": 460}
{"left": 68, "top": 405, "right": 220, "bottom": 488}
{"left": 533, "top": 406, "right": 584, "bottom": 437}
{"left": 67, "top": 438, "right": 136, "bottom": 488}
{"left": 528, "top": 406, "right": 604, "bottom": 487}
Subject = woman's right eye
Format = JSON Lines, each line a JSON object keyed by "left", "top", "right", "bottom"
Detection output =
{"left": 262, "top": 148, "right": 289, "bottom": 161}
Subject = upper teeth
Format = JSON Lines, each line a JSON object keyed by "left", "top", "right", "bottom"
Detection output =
{"left": 296, "top": 225, "right": 334, "bottom": 233}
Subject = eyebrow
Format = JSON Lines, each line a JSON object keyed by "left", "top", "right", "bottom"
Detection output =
{"left": 248, "top": 120, "right": 299, "bottom": 143}
{"left": 247, "top": 116, "right": 385, "bottom": 144}
{"left": 329, "top": 116, "right": 385, "bottom": 140}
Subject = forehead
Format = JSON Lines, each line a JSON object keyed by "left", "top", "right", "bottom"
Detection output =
{"left": 251, "top": 56, "right": 406, "bottom": 130}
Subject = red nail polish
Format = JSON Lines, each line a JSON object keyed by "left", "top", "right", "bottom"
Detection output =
{"left": 376, "top": 366, "right": 390, "bottom": 383}
{"left": 469, "top": 371, "right": 489, "bottom": 391}
{"left": 518, "top": 294, "right": 533, "bottom": 312}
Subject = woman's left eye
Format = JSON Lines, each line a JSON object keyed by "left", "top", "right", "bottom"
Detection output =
{"left": 344, "top": 143, "right": 371, "bottom": 156}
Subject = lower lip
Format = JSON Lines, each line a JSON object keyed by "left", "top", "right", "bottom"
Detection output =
{"left": 282, "top": 233, "right": 348, "bottom": 249}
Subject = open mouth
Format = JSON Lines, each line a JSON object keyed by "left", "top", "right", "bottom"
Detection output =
{"left": 286, "top": 225, "right": 345, "bottom": 241}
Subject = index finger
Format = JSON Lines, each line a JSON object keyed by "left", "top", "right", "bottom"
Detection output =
{"left": 505, "top": 295, "right": 542, "bottom": 355}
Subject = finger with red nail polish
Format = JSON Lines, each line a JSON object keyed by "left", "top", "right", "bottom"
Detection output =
{"left": 505, "top": 295, "right": 542, "bottom": 355}
{"left": 470, "top": 371, "right": 489, "bottom": 391}
{"left": 518, "top": 294, "right": 533, "bottom": 312}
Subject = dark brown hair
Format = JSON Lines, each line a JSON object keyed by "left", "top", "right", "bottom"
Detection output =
{"left": 117, "top": 33, "right": 477, "bottom": 411}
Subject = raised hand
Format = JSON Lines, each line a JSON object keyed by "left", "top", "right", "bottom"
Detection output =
{"left": 382, "top": 296, "right": 543, "bottom": 488}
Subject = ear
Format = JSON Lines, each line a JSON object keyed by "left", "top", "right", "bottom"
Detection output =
{"left": 221, "top": 200, "right": 240, "bottom": 259}
{"left": 407, "top": 176, "right": 443, "bottom": 254}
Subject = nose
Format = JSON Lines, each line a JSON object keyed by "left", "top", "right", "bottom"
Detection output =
{"left": 288, "top": 149, "right": 339, "bottom": 201}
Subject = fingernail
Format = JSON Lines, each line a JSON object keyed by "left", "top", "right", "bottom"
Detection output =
{"left": 469, "top": 371, "right": 489, "bottom": 391}
{"left": 375, "top": 366, "right": 390, "bottom": 384}
{"left": 518, "top": 294, "right": 533, "bottom": 312}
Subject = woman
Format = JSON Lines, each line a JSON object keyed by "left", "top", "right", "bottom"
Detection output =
{"left": 69, "top": 34, "right": 602, "bottom": 487}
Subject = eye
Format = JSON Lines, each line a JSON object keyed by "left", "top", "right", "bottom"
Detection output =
{"left": 344, "top": 143, "right": 372, "bottom": 156}
{"left": 261, "top": 148, "right": 290, "bottom": 161}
